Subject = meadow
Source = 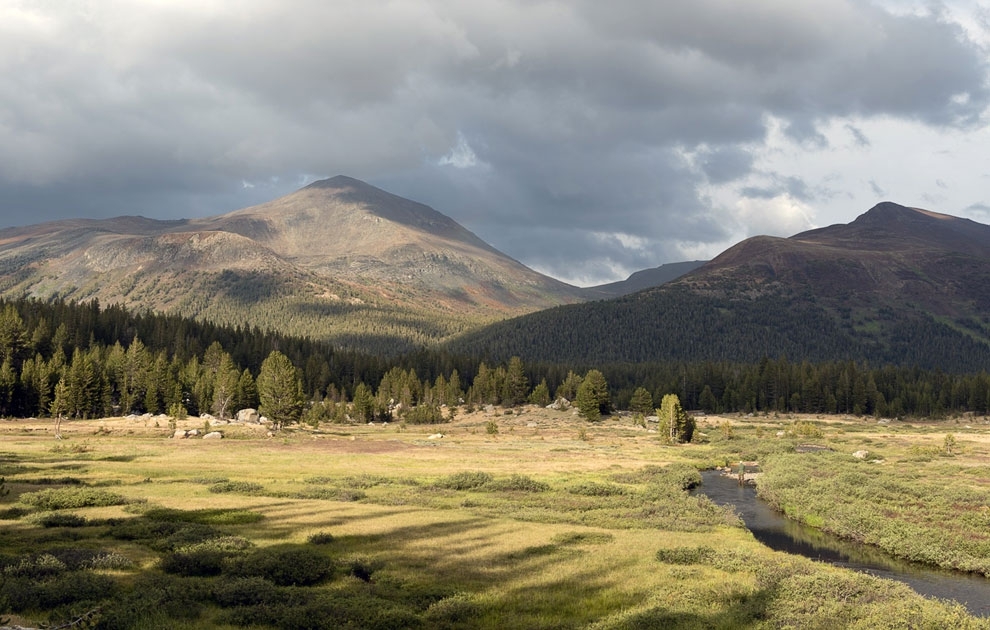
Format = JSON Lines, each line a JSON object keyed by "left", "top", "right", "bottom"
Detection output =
{"left": 1, "top": 408, "right": 987, "bottom": 629}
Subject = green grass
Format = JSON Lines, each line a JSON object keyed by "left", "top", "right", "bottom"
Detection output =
{"left": 0, "top": 410, "right": 987, "bottom": 629}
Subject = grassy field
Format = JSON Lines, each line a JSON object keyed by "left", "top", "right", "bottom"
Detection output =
{"left": 1, "top": 408, "right": 988, "bottom": 629}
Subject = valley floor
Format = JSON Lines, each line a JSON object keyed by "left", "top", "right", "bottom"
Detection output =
{"left": 1, "top": 409, "right": 988, "bottom": 629}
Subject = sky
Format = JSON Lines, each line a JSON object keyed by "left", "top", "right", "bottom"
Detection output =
{"left": 2, "top": 1, "right": 989, "bottom": 286}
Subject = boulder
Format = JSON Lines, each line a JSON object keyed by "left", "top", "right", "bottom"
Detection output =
{"left": 547, "top": 397, "right": 570, "bottom": 410}
{"left": 187, "top": 429, "right": 200, "bottom": 437}
{"left": 852, "top": 450, "right": 869, "bottom": 459}
{"left": 236, "top": 408, "right": 260, "bottom": 423}
{"left": 427, "top": 433, "right": 445, "bottom": 440}
{"left": 173, "top": 429, "right": 188, "bottom": 439}
{"left": 203, "top": 432, "right": 223, "bottom": 440}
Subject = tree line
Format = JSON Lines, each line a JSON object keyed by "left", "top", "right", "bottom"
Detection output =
{"left": 1, "top": 297, "right": 989, "bottom": 426}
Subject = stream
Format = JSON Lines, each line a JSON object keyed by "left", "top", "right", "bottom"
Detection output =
{"left": 695, "top": 470, "right": 990, "bottom": 617}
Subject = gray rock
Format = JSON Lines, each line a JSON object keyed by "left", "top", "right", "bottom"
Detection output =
{"left": 236, "top": 408, "right": 260, "bottom": 423}
{"left": 203, "top": 432, "right": 223, "bottom": 440}
{"left": 852, "top": 450, "right": 869, "bottom": 459}
{"left": 173, "top": 429, "right": 188, "bottom": 439}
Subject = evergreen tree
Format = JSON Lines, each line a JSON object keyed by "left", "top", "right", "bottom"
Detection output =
{"left": 51, "top": 377, "right": 69, "bottom": 439}
{"left": 0, "top": 304, "right": 26, "bottom": 365}
{"left": 529, "top": 378, "right": 551, "bottom": 407}
{"left": 235, "top": 368, "right": 258, "bottom": 411}
{"left": 352, "top": 382, "right": 375, "bottom": 422}
{"left": 629, "top": 387, "right": 654, "bottom": 414}
{"left": 0, "top": 358, "right": 15, "bottom": 416}
{"left": 698, "top": 385, "right": 718, "bottom": 413}
{"left": 258, "top": 350, "right": 304, "bottom": 430}
{"left": 576, "top": 369, "right": 609, "bottom": 421}
{"left": 555, "top": 370, "right": 583, "bottom": 401}
{"left": 504, "top": 356, "right": 529, "bottom": 406}
{"left": 657, "top": 393, "right": 694, "bottom": 444}
{"left": 212, "top": 353, "right": 240, "bottom": 420}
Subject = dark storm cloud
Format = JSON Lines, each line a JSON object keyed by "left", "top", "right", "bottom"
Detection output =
{"left": 0, "top": 1, "right": 987, "bottom": 283}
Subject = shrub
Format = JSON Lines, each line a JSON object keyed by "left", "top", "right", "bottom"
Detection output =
{"left": 433, "top": 471, "right": 493, "bottom": 491}
{"left": 655, "top": 546, "right": 716, "bottom": 565}
{"left": 160, "top": 548, "right": 228, "bottom": 577}
{"left": 209, "top": 481, "right": 264, "bottom": 494}
{"left": 19, "top": 487, "right": 133, "bottom": 510}
{"left": 484, "top": 474, "right": 549, "bottom": 493}
{"left": 85, "top": 552, "right": 134, "bottom": 570}
{"left": 0, "top": 570, "right": 117, "bottom": 613}
{"left": 567, "top": 481, "right": 627, "bottom": 497}
{"left": 2, "top": 553, "right": 68, "bottom": 579}
{"left": 308, "top": 532, "right": 335, "bottom": 545}
{"left": 38, "top": 512, "right": 88, "bottom": 528}
{"left": 225, "top": 546, "right": 333, "bottom": 586}
{"left": 424, "top": 593, "right": 481, "bottom": 625}
{"left": 212, "top": 576, "right": 283, "bottom": 608}
{"left": 792, "top": 421, "right": 824, "bottom": 439}
{"left": 0, "top": 507, "right": 30, "bottom": 520}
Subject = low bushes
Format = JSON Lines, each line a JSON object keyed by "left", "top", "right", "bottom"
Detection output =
{"left": 19, "top": 487, "right": 134, "bottom": 510}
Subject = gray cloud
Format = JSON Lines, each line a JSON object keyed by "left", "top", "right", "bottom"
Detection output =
{"left": 0, "top": 1, "right": 987, "bottom": 284}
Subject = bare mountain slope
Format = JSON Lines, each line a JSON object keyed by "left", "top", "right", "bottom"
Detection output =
{"left": 684, "top": 202, "right": 990, "bottom": 314}
{"left": 0, "top": 176, "right": 584, "bottom": 352}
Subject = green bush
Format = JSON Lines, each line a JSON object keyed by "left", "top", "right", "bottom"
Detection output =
{"left": 0, "top": 507, "right": 30, "bottom": 520}
{"left": 0, "top": 570, "right": 117, "bottom": 613}
{"left": 433, "top": 471, "right": 493, "bottom": 491}
{"left": 38, "top": 512, "right": 87, "bottom": 528}
{"left": 225, "top": 546, "right": 333, "bottom": 586}
{"left": 212, "top": 576, "right": 283, "bottom": 608}
{"left": 209, "top": 481, "right": 265, "bottom": 494}
{"left": 2, "top": 553, "right": 68, "bottom": 579}
{"left": 308, "top": 531, "right": 335, "bottom": 545}
{"left": 97, "top": 573, "right": 205, "bottom": 629}
{"left": 484, "top": 474, "right": 549, "bottom": 492}
{"left": 567, "top": 481, "right": 627, "bottom": 497}
{"left": 19, "top": 487, "right": 133, "bottom": 510}
{"left": 655, "top": 546, "right": 716, "bottom": 565}
{"left": 160, "top": 548, "right": 228, "bottom": 577}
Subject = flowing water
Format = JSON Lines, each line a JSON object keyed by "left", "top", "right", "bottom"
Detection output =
{"left": 695, "top": 470, "right": 990, "bottom": 617}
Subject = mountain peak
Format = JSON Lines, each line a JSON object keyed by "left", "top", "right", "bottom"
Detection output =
{"left": 856, "top": 201, "right": 955, "bottom": 225}
{"left": 302, "top": 175, "right": 369, "bottom": 190}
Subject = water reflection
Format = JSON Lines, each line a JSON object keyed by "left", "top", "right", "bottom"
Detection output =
{"left": 695, "top": 470, "right": 990, "bottom": 617}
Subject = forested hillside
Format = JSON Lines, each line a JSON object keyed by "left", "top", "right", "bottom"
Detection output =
{"left": 451, "top": 204, "right": 990, "bottom": 372}
{"left": 1, "top": 298, "right": 989, "bottom": 423}
{"left": 448, "top": 286, "right": 990, "bottom": 372}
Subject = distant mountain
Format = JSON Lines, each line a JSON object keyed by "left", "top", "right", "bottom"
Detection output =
{"left": 449, "top": 203, "right": 990, "bottom": 371}
{"left": 0, "top": 176, "right": 584, "bottom": 353}
{"left": 584, "top": 261, "right": 707, "bottom": 299}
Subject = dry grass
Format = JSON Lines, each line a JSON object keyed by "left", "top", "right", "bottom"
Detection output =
{"left": 0, "top": 408, "right": 987, "bottom": 628}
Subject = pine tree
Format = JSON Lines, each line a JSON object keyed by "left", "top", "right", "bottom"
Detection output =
{"left": 555, "top": 371, "right": 583, "bottom": 401}
{"left": 629, "top": 387, "right": 654, "bottom": 414}
{"left": 235, "top": 368, "right": 258, "bottom": 411}
{"left": 352, "top": 382, "right": 375, "bottom": 422}
{"left": 212, "top": 354, "right": 240, "bottom": 420}
{"left": 504, "top": 356, "right": 529, "bottom": 406}
{"left": 529, "top": 378, "right": 551, "bottom": 407}
{"left": 657, "top": 393, "right": 694, "bottom": 444}
{"left": 576, "top": 370, "right": 609, "bottom": 421}
{"left": 51, "top": 377, "right": 69, "bottom": 439}
{"left": 258, "top": 351, "right": 304, "bottom": 430}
